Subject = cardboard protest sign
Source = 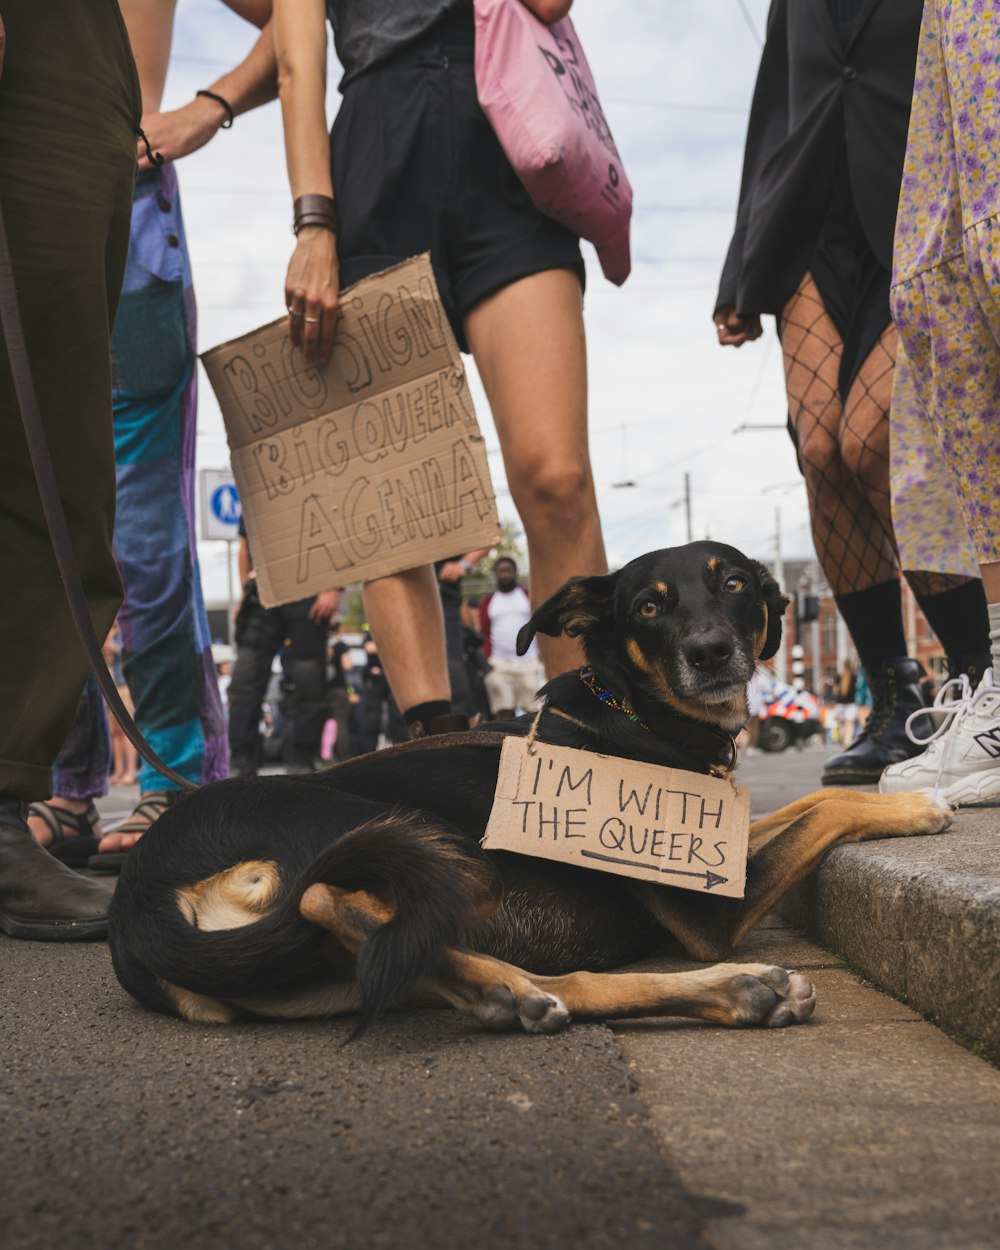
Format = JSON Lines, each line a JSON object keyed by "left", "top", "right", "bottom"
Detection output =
{"left": 201, "top": 254, "right": 500, "bottom": 607}
{"left": 483, "top": 738, "right": 750, "bottom": 898}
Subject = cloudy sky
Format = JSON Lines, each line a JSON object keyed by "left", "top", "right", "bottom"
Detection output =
{"left": 168, "top": 0, "right": 807, "bottom": 604}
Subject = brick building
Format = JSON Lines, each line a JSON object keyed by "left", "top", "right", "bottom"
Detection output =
{"left": 765, "top": 558, "right": 946, "bottom": 694}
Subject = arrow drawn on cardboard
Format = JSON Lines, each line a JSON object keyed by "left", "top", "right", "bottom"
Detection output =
{"left": 580, "top": 850, "right": 729, "bottom": 890}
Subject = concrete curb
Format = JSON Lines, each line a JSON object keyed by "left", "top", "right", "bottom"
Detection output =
{"left": 777, "top": 804, "right": 1000, "bottom": 1056}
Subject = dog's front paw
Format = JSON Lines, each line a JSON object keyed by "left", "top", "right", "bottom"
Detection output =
{"left": 716, "top": 964, "right": 816, "bottom": 1028}
{"left": 870, "top": 790, "right": 954, "bottom": 839}
{"left": 910, "top": 792, "right": 953, "bottom": 835}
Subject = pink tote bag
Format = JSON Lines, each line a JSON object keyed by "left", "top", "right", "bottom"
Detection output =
{"left": 474, "top": 0, "right": 632, "bottom": 286}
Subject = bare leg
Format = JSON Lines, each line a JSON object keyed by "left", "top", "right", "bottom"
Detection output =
{"left": 981, "top": 561, "right": 1000, "bottom": 604}
{"left": 362, "top": 564, "right": 450, "bottom": 715}
{"left": 464, "top": 268, "right": 606, "bottom": 678}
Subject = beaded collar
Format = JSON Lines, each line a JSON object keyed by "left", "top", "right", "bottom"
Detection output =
{"left": 577, "top": 669, "right": 737, "bottom": 774}
{"left": 579, "top": 670, "right": 650, "bottom": 731}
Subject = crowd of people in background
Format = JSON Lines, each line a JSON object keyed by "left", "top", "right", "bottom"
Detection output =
{"left": 217, "top": 554, "right": 541, "bottom": 774}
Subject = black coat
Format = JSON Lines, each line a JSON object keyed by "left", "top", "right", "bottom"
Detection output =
{"left": 715, "top": 0, "right": 921, "bottom": 319}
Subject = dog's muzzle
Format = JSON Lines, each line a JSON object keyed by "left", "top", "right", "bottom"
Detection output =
{"left": 676, "top": 631, "right": 755, "bottom": 702}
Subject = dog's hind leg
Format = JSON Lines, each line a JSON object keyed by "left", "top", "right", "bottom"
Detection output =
{"left": 299, "top": 886, "right": 813, "bottom": 1032}
{"left": 159, "top": 978, "right": 365, "bottom": 1024}
{"left": 528, "top": 962, "right": 816, "bottom": 1028}
{"left": 423, "top": 953, "right": 814, "bottom": 1031}
{"left": 425, "top": 951, "right": 572, "bottom": 1034}
{"left": 300, "top": 884, "right": 571, "bottom": 1033}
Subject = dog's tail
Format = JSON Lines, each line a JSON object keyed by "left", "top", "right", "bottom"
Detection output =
{"left": 295, "top": 812, "right": 499, "bottom": 1038}
{"left": 109, "top": 803, "right": 500, "bottom": 1037}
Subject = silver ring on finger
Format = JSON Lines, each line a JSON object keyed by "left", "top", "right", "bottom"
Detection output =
{"left": 304, "top": 316, "right": 320, "bottom": 324}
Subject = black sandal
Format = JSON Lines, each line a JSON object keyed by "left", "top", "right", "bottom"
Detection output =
{"left": 28, "top": 800, "right": 102, "bottom": 869}
{"left": 87, "top": 790, "right": 177, "bottom": 875}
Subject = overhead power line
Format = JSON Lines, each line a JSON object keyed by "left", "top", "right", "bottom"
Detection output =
{"left": 735, "top": 0, "right": 764, "bottom": 47}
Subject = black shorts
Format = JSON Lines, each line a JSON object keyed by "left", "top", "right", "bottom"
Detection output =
{"left": 330, "top": 9, "right": 586, "bottom": 353}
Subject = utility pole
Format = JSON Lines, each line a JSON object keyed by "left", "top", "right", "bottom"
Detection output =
{"left": 684, "top": 471, "right": 692, "bottom": 543}
{"left": 772, "top": 507, "right": 787, "bottom": 683}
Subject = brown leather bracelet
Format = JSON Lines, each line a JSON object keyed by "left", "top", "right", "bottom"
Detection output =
{"left": 293, "top": 194, "right": 338, "bottom": 236}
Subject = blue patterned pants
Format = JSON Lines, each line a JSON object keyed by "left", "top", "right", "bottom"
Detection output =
{"left": 51, "top": 165, "right": 227, "bottom": 797}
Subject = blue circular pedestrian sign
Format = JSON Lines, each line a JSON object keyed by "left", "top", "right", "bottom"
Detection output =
{"left": 211, "top": 484, "right": 242, "bottom": 526}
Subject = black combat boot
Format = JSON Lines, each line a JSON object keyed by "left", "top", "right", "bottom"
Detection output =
{"left": 0, "top": 799, "right": 115, "bottom": 940}
{"left": 822, "top": 657, "right": 933, "bottom": 786}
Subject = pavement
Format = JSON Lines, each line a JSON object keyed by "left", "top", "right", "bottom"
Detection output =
{"left": 3, "top": 745, "right": 1000, "bottom": 1249}
{"left": 739, "top": 745, "right": 1000, "bottom": 1060}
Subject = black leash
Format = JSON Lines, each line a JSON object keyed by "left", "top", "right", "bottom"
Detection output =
{"left": 0, "top": 195, "right": 196, "bottom": 792}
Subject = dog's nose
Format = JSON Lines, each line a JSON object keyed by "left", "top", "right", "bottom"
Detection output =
{"left": 685, "top": 633, "right": 734, "bottom": 673}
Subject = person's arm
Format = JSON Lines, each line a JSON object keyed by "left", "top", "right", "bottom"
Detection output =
{"left": 0, "top": 16, "right": 6, "bottom": 81}
{"left": 437, "top": 547, "right": 492, "bottom": 583}
{"left": 274, "top": 0, "right": 339, "bottom": 365}
{"left": 137, "top": 2, "right": 278, "bottom": 170}
{"left": 479, "top": 594, "right": 493, "bottom": 658}
{"left": 714, "top": 0, "right": 788, "bottom": 347}
{"left": 308, "top": 589, "right": 343, "bottom": 624}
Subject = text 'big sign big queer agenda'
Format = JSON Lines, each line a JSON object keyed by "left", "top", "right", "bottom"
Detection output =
{"left": 202, "top": 254, "right": 499, "bottom": 607}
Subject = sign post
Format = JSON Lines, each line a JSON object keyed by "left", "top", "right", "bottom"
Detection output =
{"left": 199, "top": 469, "right": 242, "bottom": 644}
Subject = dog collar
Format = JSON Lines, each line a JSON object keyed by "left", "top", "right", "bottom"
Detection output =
{"left": 578, "top": 670, "right": 737, "bottom": 773}
{"left": 579, "top": 670, "right": 650, "bottom": 730}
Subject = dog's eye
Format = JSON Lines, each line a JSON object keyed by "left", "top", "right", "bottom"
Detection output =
{"left": 724, "top": 576, "right": 747, "bottom": 593}
{"left": 638, "top": 600, "right": 660, "bottom": 618}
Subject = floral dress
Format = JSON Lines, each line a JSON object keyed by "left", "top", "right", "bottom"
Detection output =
{"left": 891, "top": 0, "right": 1000, "bottom": 570}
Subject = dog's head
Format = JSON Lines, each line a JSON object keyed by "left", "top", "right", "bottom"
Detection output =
{"left": 518, "top": 541, "right": 789, "bottom": 733}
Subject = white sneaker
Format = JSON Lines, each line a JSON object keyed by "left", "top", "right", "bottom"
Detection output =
{"left": 878, "top": 668, "right": 1000, "bottom": 805}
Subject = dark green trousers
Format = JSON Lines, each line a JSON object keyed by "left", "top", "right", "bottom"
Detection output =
{"left": 0, "top": 0, "right": 140, "bottom": 798}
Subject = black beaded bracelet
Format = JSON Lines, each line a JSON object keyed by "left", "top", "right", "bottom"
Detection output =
{"left": 196, "top": 89, "right": 235, "bottom": 129}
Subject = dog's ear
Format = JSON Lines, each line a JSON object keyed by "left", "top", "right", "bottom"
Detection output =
{"left": 752, "top": 561, "right": 791, "bottom": 661}
{"left": 516, "top": 574, "right": 616, "bottom": 655}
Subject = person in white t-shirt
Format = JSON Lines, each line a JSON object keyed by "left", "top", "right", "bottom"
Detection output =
{"left": 478, "top": 558, "right": 545, "bottom": 720}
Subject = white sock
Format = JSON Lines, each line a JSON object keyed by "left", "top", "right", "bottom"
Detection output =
{"left": 988, "top": 602, "right": 1000, "bottom": 678}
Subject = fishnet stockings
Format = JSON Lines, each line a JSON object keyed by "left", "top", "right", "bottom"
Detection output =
{"left": 779, "top": 276, "right": 973, "bottom": 599}
{"left": 779, "top": 274, "right": 897, "bottom": 594}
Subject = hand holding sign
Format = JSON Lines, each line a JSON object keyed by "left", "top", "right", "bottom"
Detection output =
{"left": 286, "top": 226, "right": 340, "bottom": 366}
{"left": 202, "top": 255, "right": 500, "bottom": 608}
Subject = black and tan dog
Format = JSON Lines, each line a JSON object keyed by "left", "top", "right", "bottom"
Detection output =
{"left": 108, "top": 541, "right": 950, "bottom": 1035}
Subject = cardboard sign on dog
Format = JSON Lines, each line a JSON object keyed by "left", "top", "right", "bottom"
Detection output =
{"left": 201, "top": 255, "right": 500, "bottom": 607}
{"left": 483, "top": 738, "right": 750, "bottom": 898}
